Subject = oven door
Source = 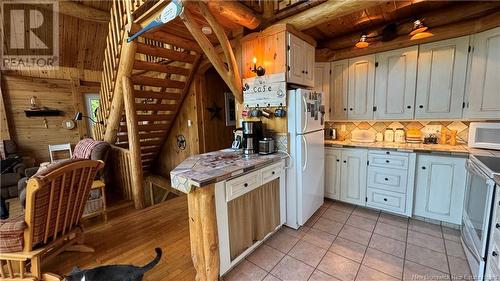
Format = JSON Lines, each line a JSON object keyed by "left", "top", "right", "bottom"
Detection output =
{"left": 462, "top": 159, "right": 495, "bottom": 264}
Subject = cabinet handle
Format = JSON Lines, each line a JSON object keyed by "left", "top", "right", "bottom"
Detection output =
{"left": 336, "top": 159, "right": 340, "bottom": 162}
{"left": 272, "top": 171, "right": 275, "bottom": 175}
{"left": 385, "top": 160, "right": 390, "bottom": 163}
{"left": 407, "top": 105, "right": 412, "bottom": 109}
{"left": 419, "top": 105, "right": 424, "bottom": 109}
{"left": 305, "top": 71, "right": 308, "bottom": 74}
{"left": 422, "top": 166, "right": 426, "bottom": 170}
{"left": 343, "top": 160, "right": 347, "bottom": 163}
{"left": 349, "top": 108, "right": 353, "bottom": 111}
{"left": 244, "top": 183, "right": 248, "bottom": 187}
{"left": 493, "top": 251, "right": 498, "bottom": 257}
{"left": 384, "top": 178, "right": 389, "bottom": 181}
{"left": 302, "top": 70, "right": 305, "bottom": 74}
{"left": 343, "top": 108, "right": 347, "bottom": 111}
{"left": 496, "top": 223, "right": 500, "bottom": 229}
{"left": 383, "top": 198, "right": 388, "bottom": 202}
{"left": 386, "top": 151, "right": 390, "bottom": 155}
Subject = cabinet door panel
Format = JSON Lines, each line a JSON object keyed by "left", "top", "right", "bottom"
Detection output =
{"left": 330, "top": 60, "right": 349, "bottom": 120}
{"left": 314, "top": 62, "right": 331, "bottom": 120}
{"left": 466, "top": 27, "right": 500, "bottom": 119}
{"left": 415, "top": 37, "right": 469, "bottom": 119}
{"left": 288, "top": 33, "right": 305, "bottom": 85}
{"left": 304, "top": 43, "right": 315, "bottom": 87}
{"left": 374, "top": 47, "right": 418, "bottom": 119}
{"left": 414, "top": 155, "right": 466, "bottom": 224}
{"left": 340, "top": 149, "right": 367, "bottom": 206}
{"left": 325, "top": 149, "right": 341, "bottom": 200}
{"left": 348, "top": 55, "right": 375, "bottom": 120}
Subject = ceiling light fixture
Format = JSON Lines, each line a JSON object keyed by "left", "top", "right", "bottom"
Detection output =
{"left": 202, "top": 26, "right": 212, "bottom": 35}
{"left": 355, "top": 35, "right": 370, "bottom": 49}
{"left": 409, "top": 19, "right": 430, "bottom": 40}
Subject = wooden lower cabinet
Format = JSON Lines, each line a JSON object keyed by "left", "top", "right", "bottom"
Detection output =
{"left": 414, "top": 154, "right": 467, "bottom": 224}
{"left": 325, "top": 148, "right": 341, "bottom": 200}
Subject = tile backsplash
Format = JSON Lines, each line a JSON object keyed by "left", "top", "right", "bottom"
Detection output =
{"left": 325, "top": 121, "right": 471, "bottom": 144}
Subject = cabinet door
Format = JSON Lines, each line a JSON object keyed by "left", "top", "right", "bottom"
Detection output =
{"left": 303, "top": 43, "right": 315, "bottom": 87}
{"left": 348, "top": 55, "right": 375, "bottom": 120}
{"left": 415, "top": 37, "right": 469, "bottom": 119}
{"left": 314, "top": 62, "right": 330, "bottom": 119}
{"left": 288, "top": 33, "right": 305, "bottom": 85}
{"left": 374, "top": 47, "right": 418, "bottom": 120}
{"left": 414, "top": 155, "right": 467, "bottom": 224}
{"left": 325, "top": 148, "right": 341, "bottom": 200}
{"left": 465, "top": 27, "right": 500, "bottom": 119}
{"left": 330, "top": 60, "right": 349, "bottom": 120}
{"left": 340, "top": 149, "right": 367, "bottom": 206}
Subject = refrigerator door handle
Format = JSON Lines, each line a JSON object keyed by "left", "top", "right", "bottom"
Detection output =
{"left": 302, "top": 95, "right": 308, "bottom": 133}
{"left": 302, "top": 135, "right": 308, "bottom": 172}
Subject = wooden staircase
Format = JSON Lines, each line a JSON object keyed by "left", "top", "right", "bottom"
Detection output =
{"left": 114, "top": 40, "right": 201, "bottom": 169}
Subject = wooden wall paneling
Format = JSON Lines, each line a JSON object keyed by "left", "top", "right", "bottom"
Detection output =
{"left": 1, "top": 76, "right": 81, "bottom": 163}
{"left": 0, "top": 76, "right": 11, "bottom": 140}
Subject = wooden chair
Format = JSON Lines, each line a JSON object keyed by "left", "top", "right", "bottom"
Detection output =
{"left": 0, "top": 159, "right": 104, "bottom": 280}
{"left": 48, "top": 144, "right": 72, "bottom": 162}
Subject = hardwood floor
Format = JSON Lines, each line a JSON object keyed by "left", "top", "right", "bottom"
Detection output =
{"left": 43, "top": 196, "right": 196, "bottom": 280}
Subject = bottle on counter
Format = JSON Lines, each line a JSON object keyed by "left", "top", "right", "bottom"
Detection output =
{"left": 376, "top": 132, "right": 384, "bottom": 142}
{"left": 338, "top": 125, "right": 348, "bottom": 141}
{"left": 440, "top": 129, "right": 447, "bottom": 145}
{"left": 449, "top": 130, "right": 458, "bottom": 146}
{"left": 395, "top": 128, "right": 406, "bottom": 143}
{"left": 384, "top": 128, "right": 395, "bottom": 142}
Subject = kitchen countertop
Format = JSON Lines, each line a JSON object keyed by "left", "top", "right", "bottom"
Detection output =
{"left": 170, "top": 149, "right": 286, "bottom": 193}
{"left": 324, "top": 140, "right": 471, "bottom": 155}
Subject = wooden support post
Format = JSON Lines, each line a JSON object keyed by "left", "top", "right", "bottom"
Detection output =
{"left": 70, "top": 78, "right": 88, "bottom": 139}
{"left": 122, "top": 76, "right": 145, "bottom": 209}
{"left": 187, "top": 184, "right": 219, "bottom": 281}
{"left": 103, "top": 34, "right": 137, "bottom": 143}
{"left": 0, "top": 77, "right": 11, "bottom": 140}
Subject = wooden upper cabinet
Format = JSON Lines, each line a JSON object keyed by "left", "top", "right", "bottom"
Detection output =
{"left": 241, "top": 31, "right": 287, "bottom": 79}
{"left": 304, "top": 43, "right": 315, "bottom": 86}
{"left": 287, "top": 33, "right": 315, "bottom": 87}
{"left": 314, "top": 62, "right": 330, "bottom": 119}
{"left": 415, "top": 36, "right": 469, "bottom": 119}
{"left": 374, "top": 46, "right": 418, "bottom": 120}
{"left": 465, "top": 27, "right": 500, "bottom": 119}
{"left": 348, "top": 55, "right": 375, "bottom": 120}
{"left": 330, "top": 60, "right": 348, "bottom": 120}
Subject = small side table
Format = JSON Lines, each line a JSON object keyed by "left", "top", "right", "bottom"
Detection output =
{"left": 82, "top": 180, "right": 107, "bottom": 222}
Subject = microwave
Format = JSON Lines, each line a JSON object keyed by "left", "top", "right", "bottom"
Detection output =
{"left": 468, "top": 122, "right": 500, "bottom": 150}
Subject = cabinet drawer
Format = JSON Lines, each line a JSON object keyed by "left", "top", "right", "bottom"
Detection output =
{"left": 367, "top": 167, "right": 407, "bottom": 193}
{"left": 226, "top": 171, "right": 262, "bottom": 202}
{"left": 369, "top": 152, "right": 409, "bottom": 169}
{"left": 366, "top": 188, "right": 406, "bottom": 214}
{"left": 262, "top": 163, "right": 283, "bottom": 184}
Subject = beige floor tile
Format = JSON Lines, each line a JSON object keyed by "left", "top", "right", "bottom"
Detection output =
{"left": 281, "top": 226, "right": 310, "bottom": 239}
{"left": 329, "top": 237, "right": 367, "bottom": 263}
{"left": 330, "top": 202, "right": 355, "bottom": 214}
{"left": 302, "top": 228, "right": 336, "bottom": 250}
{"left": 442, "top": 226, "right": 461, "bottom": 243}
{"left": 338, "top": 225, "right": 373, "bottom": 245}
{"left": 313, "top": 218, "right": 344, "bottom": 235}
{"left": 362, "top": 248, "right": 403, "bottom": 278}
{"left": 346, "top": 215, "right": 377, "bottom": 232}
{"left": 323, "top": 199, "right": 334, "bottom": 208}
{"left": 368, "top": 233, "right": 405, "bottom": 258}
{"left": 270, "top": 255, "right": 314, "bottom": 281}
{"left": 322, "top": 208, "right": 350, "bottom": 223}
{"left": 448, "top": 256, "right": 472, "bottom": 280}
{"left": 289, "top": 240, "right": 327, "bottom": 267}
{"left": 318, "top": 252, "right": 361, "bottom": 281}
{"left": 407, "top": 230, "right": 445, "bottom": 253}
{"left": 309, "top": 270, "right": 341, "bottom": 281}
{"left": 403, "top": 260, "right": 449, "bottom": 281}
{"left": 305, "top": 214, "right": 321, "bottom": 227}
{"left": 352, "top": 207, "right": 380, "bottom": 221}
{"left": 408, "top": 219, "right": 442, "bottom": 238}
{"left": 263, "top": 274, "right": 281, "bottom": 281}
{"left": 356, "top": 265, "right": 400, "bottom": 281}
{"left": 247, "top": 244, "right": 285, "bottom": 272}
{"left": 445, "top": 239, "right": 467, "bottom": 260}
{"left": 374, "top": 222, "right": 407, "bottom": 242}
{"left": 265, "top": 231, "right": 300, "bottom": 253}
{"left": 378, "top": 212, "right": 408, "bottom": 229}
{"left": 405, "top": 244, "right": 449, "bottom": 273}
{"left": 223, "top": 260, "right": 268, "bottom": 281}
{"left": 315, "top": 206, "right": 328, "bottom": 217}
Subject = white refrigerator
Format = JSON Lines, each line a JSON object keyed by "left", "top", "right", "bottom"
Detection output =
{"left": 286, "top": 88, "right": 325, "bottom": 229}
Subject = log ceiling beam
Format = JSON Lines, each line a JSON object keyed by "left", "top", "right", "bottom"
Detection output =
{"left": 275, "top": 0, "right": 385, "bottom": 31}
{"left": 58, "top": 1, "right": 110, "bottom": 23}
{"left": 320, "top": 1, "right": 500, "bottom": 51}
{"left": 204, "top": 0, "right": 263, "bottom": 30}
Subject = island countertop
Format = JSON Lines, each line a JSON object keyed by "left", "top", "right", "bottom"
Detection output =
{"left": 170, "top": 149, "right": 286, "bottom": 193}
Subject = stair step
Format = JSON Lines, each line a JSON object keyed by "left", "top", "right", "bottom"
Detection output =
{"left": 138, "top": 132, "right": 166, "bottom": 139}
{"left": 139, "top": 30, "right": 202, "bottom": 53}
{"left": 141, "top": 147, "right": 160, "bottom": 154}
{"left": 139, "top": 139, "right": 163, "bottom": 147}
{"left": 133, "top": 60, "right": 191, "bottom": 76}
{"left": 137, "top": 123, "right": 169, "bottom": 132}
{"left": 131, "top": 76, "right": 186, "bottom": 89}
{"left": 136, "top": 114, "right": 174, "bottom": 122}
{"left": 136, "top": 42, "right": 196, "bottom": 63}
{"left": 135, "top": 103, "right": 177, "bottom": 112}
{"left": 134, "top": 90, "right": 181, "bottom": 100}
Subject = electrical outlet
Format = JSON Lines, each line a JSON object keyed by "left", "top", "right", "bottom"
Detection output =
{"left": 187, "top": 120, "right": 192, "bottom": 127}
{"left": 421, "top": 125, "right": 441, "bottom": 136}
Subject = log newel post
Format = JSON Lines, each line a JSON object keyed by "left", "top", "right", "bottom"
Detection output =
{"left": 122, "top": 76, "right": 145, "bottom": 209}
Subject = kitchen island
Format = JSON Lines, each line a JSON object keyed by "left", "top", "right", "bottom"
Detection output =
{"left": 170, "top": 149, "right": 287, "bottom": 280}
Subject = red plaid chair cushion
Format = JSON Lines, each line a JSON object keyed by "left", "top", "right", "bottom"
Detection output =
{"left": 0, "top": 214, "right": 26, "bottom": 252}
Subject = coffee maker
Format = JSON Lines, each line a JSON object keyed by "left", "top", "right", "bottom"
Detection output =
{"left": 233, "top": 121, "right": 263, "bottom": 155}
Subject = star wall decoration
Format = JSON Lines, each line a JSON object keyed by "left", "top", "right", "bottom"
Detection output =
{"left": 205, "top": 102, "right": 222, "bottom": 120}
